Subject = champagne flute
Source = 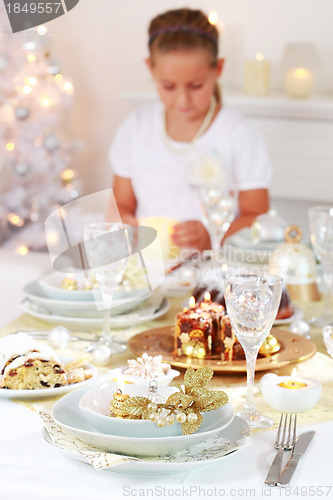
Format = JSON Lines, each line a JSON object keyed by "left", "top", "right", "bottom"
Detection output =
{"left": 83, "top": 222, "right": 134, "bottom": 360}
{"left": 224, "top": 272, "right": 283, "bottom": 428}
{"left": 308, "top": 206, "right": 333, "bottom": 327}
{"left": 197, "top": 185, "right": 237, "bottom": 266}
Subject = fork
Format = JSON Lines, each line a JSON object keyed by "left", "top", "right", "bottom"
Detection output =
{"left": 265, "top": 413, "right": 297, "bottom": 486}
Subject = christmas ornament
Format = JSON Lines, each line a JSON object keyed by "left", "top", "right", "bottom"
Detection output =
{"left": 145, "top": 379, "right": 166, "bottom": 404}
{"left": 48, "top": 62, "right": 61, "bottom": 75}
{"left": 43, "top": 133, "right": 59, "bottom": 152}
{"left": 0, "top": 56, "right": 8, "bottom": 72}
{"left": 9, "top": 162, "right": 32, "bottom": 179}
{"left": 15, "top": 106, "right": 30, "bottom": 120}
{"left": 91, "top": 344, "right": 112, "bottom": 366}
{"left": 48, "top": 325, "right": 71, "bottom": 348}
{"left": 108, "top": 366, "right": 228, "bottom": 435}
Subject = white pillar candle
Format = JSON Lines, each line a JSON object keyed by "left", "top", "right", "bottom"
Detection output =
{"left": 244, "top": 53, "right": 270, "bottom": 96}
{"left": 285, "top": 67, "right": 314, "bottom": 98}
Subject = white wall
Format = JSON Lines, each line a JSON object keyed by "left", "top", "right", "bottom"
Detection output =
{"left": 44, "top": 0, "right": 333, "bottom": 194}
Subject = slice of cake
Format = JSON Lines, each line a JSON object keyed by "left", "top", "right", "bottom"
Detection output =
{"left": 0, "top": 332, "right": 68, "bottom": 390}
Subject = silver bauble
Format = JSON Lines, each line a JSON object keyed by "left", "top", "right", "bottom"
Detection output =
{"left": 10, "top": 162, "right": 32, "bottom": 178}
{"left": 15, "top": 106, "right": 30, "bottom": 120}
{"left": 43, "top": 133, "right": 59, "bottom": 152}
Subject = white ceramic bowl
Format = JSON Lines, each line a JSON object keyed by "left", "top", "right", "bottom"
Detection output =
{"left": 79, "top": 380, "right": 233, "bottom": 439}
{"left": 108, "top": 366, "right": 180, "bottom": 387}
{"left": 38, "top": 272, "right": 151, "bottom": 305}
{"left": 260, "top": 373, "right": 321, "bottom": 413}
{"left": 52, "top": 385, "right": 234, "bottom": 456}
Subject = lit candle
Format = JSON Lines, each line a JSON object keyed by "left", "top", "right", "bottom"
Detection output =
{"left": 244, "top": 53, "right": 270, "bottom": 96}
{"left": 285, "top": 67, "right": 314, "bottom": 98}
{"left": 260, "top": 370, "right": 321, "bottom": 413}
{"left": 189, "top": 296, "right": 196, "bottom": 308}
{"left": 278, "top": 380, "right": 307, "bottom": 389}
{"left": 204, "top": 292, "right": 211, "bottom": 301}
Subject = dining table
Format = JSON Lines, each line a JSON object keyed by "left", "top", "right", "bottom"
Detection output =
{"left": 0, "top": 248, "right": 333, "bottom": 500}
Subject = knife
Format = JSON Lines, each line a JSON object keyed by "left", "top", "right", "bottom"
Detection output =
{"left": 277, "top": 431, "right": 315, "bottom": 486}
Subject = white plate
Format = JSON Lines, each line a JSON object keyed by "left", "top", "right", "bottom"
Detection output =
{"left": 42, "top": 415, "right": 249, "bottom": 474}
{"left": 20, "top": 296, "right": 169, "bottom": 330}
{"left": 273, "top": 304, "right": 303, "bottom": 326}
{"left": 23, "top": 280, "right": 152, "bottom": 317}
{"left": 0, "top": 362, "right": 98, "bottom": 399}
{"left": 51, "top": 386, "right": 234, "bottom": 456}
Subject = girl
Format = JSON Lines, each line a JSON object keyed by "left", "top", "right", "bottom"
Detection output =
{"left": 108, "top": 8, "right": 271, "bottom": 252}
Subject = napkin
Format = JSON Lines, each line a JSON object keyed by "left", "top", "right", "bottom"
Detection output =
{"left": 34, "top": 405, "right": 140, "bottom": 470}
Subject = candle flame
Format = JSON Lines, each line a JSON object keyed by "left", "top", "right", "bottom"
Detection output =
{"left": 256, "top": 52, "right": 264, "bottom": 61}
{"left": 291, "top": 367, "right": 298, "bottom": 377}
{"left": 116, "top": 373, "right": 125, "bottom": 393}
{"left": 204, "top": 292, "right": 211, "bottom": 301}
{"left": 189, "top": 296, "right": 196, "bottom": 308}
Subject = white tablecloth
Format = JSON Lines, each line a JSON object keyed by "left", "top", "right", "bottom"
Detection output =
{"left": 0, "top": 249, "right": 332, "bottom": 500}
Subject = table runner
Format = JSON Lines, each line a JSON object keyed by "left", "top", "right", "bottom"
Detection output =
{"left": 1, "top": 297, "right": 333, "bottom": 428}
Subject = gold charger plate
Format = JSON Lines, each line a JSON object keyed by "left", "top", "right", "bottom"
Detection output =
{"left": 127, "top": 326, "right": 316, "bottom": 373}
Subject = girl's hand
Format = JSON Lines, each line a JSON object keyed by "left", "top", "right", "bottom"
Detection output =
{"left": 171, "top": 220, "right": 211, "bottom": 252}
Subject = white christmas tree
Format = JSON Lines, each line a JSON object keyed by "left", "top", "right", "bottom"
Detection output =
{"left": 0, "top": 10, "right": 81, "bottom": 253}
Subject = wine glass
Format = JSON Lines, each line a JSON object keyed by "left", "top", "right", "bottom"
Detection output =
{"left": 308, "top": 206, "right": 333, "bottom": 327}
{"left": 196, "top": 185, "right": 237, "bottom": 266}
{"left": 224, "top": 272, "right": 283, "bottom": 428}
{"left": 83, "top": 222, "right": 134, "bottom": 361}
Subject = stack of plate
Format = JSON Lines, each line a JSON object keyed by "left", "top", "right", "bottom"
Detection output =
{"left": 47, "top": 382, "right": 250, "bottom": 473}
{"left": 21, "top": 272, "right": 169, "bottom": 329}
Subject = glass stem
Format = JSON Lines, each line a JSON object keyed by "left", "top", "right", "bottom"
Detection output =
{"left": 101, "top": 308, "right": 111, "bottom": 344}
{"left": 209, "top": 229, "right": 222, "bottom": 267}
{"left": 243, "top": 345, "right": 260, "bottom": 416}
{"left": 321, "top": 263, "right": 333, "bottom": 321}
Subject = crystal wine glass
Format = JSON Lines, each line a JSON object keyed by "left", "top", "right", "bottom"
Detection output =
{"left": 224, "top": 272, "right": 283, "bottom": 428}
{"left": 197, "top": 185, "right": 237, "bottom": 266}
{"left": 308, "top": 206, "right": 333, "bottom": 327}
{"left": 83, "top": 222, "right": 134, "bottom": 360}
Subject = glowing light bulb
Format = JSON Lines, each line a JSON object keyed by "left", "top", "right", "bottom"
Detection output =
{"left": 64, "top": 81, "right": 73, "bottom": 93}
{"left": 25, "top": 76, "right": 37, "bottom": 86}
{"left": 23, "top": 85, "right": 32, "bottom": 95}
{"left": 15, "top": 245, "right": 28, "bottom": 256}
{"left": 208, "top": 11, "right": 218, "bottom": 25}
{"left": 37, "top": 25, "right": 47, "bottom": 36}
{"left": 41, "top": 98, "right": 50, "bottom": 108}
{"left": 27, "top": 53, "right": 36, "bottom": 63}
{"left": 7, "top": 212, "right": 24, "bottom": 227}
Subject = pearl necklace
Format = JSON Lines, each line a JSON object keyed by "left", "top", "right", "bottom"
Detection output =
{"left": 163, "top": 96, "right": 217, "bottom": 154}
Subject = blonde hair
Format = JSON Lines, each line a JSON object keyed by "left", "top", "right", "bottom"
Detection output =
{"left": 148, "top": 8, "right": 221, "bottom": 103}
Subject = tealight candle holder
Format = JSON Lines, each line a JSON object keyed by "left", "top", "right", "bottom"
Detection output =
{"left": 260, "top": 372, "right": 321, "bottom": 413}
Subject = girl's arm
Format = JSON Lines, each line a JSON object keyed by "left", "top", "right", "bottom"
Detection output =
{"left": 107, "top": 175, "right": 138, "bottom": 225}
{"left": 224, "top": 188, "right": 269, "bottom": 240}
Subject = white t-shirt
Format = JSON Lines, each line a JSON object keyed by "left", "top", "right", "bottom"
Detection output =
{"left": 109, "top": 102, "right": 272, "bottom": 222}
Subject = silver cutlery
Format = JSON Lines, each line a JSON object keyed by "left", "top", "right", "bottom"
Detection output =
{"left": 277, "top": 430, "right": 315, "bottom": 486}
{"left": 265, "top": 413, "right": 297, "bottom": 486}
